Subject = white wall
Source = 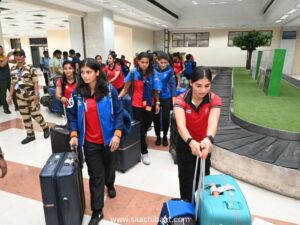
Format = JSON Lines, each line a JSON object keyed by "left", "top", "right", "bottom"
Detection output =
{"left": 114, "top": 24, "right": 154, "bottom": 64}
{"left": 20, "top": 37, "right": 32, "bottom": 65}
{"left": 3, "top": 38, "right": 11, "bottom": 53}
{"left": 114, "top": 25, "right": 133, "bottom": 64}
{"left": 280, "top": 27, "right": 298, "bottom": 75}
{"left": 132, "top": 27, "right": 153, "bottom": 54}
{"left": 47, "top": 30, "right": 71, "bottom": 57}
{"left": 169, "top": 27, "right": 281, "bottom": 67}
{"left": 154, "top": 30, "right": 165, "bottom": 52}
{"left": 69, "top": 15, "right": 84, "bottom": 56}
{"left": 292, "top": 27, "right": 300, "bottom": 75}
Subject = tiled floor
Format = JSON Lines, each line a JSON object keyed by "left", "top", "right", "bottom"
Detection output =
{"left": 0, "top": 74, "right": 299, "bottom": 225}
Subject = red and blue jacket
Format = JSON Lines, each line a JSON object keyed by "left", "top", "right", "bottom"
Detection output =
{"left": 66, "top": 86, "right": 124, "bottom": 149}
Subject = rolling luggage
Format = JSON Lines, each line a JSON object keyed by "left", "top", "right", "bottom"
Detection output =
{"left": 40, "top": 153, "right": 65, "bottom": 225}
{"left": 56, "top": 151, "right": 85, "bottom": 225}
{"left": 197, "top": 158, "right": 251, "bottom": 225}
{"left": 117, "top": 120, "right": 141, "bottom": 172}
{"left": 122, "top": 94, "right": 133, "bottom": 119}
{"left": 50, "top": 106, "right": 70, "bottom": 154}
{"left": 50, "top": 125, "right": 70, "bottom": 153}
{"left": 39, "top": 149, "right": 85, "bottom": 225}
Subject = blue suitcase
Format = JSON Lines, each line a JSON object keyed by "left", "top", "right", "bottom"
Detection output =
{"left": 40, "top": 151, "right": 85, "bottom": 225}
{"left": 56, "top": 152, "right": 85, "bottom": 225}
{"left": 40, "top": 153, "right": 65, "bottom": 225}
{"left": 197, "top": 163, "right": 251, "bottom": 225}
{"left": 122, "top": 94, "right": 133, "bottom": 119}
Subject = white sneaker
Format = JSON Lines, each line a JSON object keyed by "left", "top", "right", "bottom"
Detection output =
{"left": 141, "top": 153, "right": 151, "bottom": 165}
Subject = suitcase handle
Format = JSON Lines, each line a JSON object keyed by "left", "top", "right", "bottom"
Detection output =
{"left": 71, "top": 144, "right": 78, "bottom": 163}
{"left": 193, "top": 149, "right": 207, "bottom": 221}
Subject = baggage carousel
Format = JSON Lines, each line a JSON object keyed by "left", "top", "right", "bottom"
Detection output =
{"left": 210, "top": 68, "right": 300, "bottom": 199}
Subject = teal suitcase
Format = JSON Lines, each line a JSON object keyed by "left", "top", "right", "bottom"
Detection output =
{"left": 197, "top": 174, "right": 251, "bottom": 225}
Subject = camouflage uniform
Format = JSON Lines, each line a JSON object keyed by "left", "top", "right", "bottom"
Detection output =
{"left": 10, "top": 64, "right": 48, "bottom": 137}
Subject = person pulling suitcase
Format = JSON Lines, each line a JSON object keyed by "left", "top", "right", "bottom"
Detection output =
{"left": 67, "top": 58, "right": 124, "bottom": 225}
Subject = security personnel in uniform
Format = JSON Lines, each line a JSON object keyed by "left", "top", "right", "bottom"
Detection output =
{"left": 7, "top": 49, "right": 50, "bottom": 144}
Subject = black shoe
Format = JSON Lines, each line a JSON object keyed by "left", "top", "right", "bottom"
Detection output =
{"left": 43, "top": 127, "right": 50, "bottom": 139}
{"left": 89, "top": 210, "right": 104, "bottom": 225}
{"left": 108, "top": 186, "right": 116, "bottom": 198}
{"left": 155, "top": 137, "right": 161, "bottom": 146}
{"left": 4, "top": 109, "right": 11, "bottom": 114}
{"left": 163, "top": 136, "right": 169, "bottom": 146}
{"left": 21, "top": 136, "right": 36, "bottom": 144}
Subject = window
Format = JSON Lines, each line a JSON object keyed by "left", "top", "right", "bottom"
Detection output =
{"left": 29, "top": 38, "right": 47, "bottom": 45}
{"left": 172, "top": 32, "right": 209, "bottom": 48}
{"left": 228, "top": 30, "right": 273, "bottom": 47}
{"left": 228, "top": 31, "right": 242, "bottom": 46}
{"left": 172, "top": 33, "right": 184, "bottom": 47}
{"left": 10, "top": 39, "right": 21, "bottom": 49}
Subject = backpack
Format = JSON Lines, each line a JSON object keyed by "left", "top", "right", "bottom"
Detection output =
{"left": 184, "top": 61, "right": 193, "bottom": 76}
{"left": 108, "top": 84, "right": 131, "bottom": 137}
{"left": 121, "top": 64, "right": 130, "bottom": 76}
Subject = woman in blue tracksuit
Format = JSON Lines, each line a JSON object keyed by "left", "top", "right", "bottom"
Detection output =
{"left": 153, "top": 52, "right": 176, "bottom": 146}
{"left": 67, "top": 58, "right": 124, "bottom": 225}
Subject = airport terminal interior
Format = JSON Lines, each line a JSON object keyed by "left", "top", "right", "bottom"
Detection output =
{"left": 0, "top": 0, "right": 300, "bottom": 225}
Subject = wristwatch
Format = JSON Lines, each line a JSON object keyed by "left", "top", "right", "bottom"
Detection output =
{"left": 205, "top": 135, "right": 214, "bottom": 144}
{"left": 186, "top": 137, "right": 194, "bottom": 145}
{"left": 0, "top": 147, "right": 4, "bottom": 159}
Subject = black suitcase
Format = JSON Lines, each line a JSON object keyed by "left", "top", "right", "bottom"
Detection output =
{"left": 50, "top": 125, "right": 70, "bottom": 153}
{"left": 117, "top": 120, "right": 141, "bottom": 172}
{"left": 169, "top": 113, "right": 178, "bottom": 164}
{"left": 40, "top": 153, "right": 65, "bottom": 225}
{"left": 56, "top": 152, "right": 85, "bottom": 225}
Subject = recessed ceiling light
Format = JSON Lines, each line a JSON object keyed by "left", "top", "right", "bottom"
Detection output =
{"left": 288, "top": 8, "right": 298, "bottom": 14}
{"left": 112, "top": 5, "right": 118, "bottom": 8}
{"left": 154, "top": 21, "right": 161, "bottom": 25}
{"left": 280, "top": 15, "right": 289, "bottom": 19}
{"left": 129, "top": 12, "right": 136, "bottom": 16}
{"left": 275, "top": 20, "right": 282, "bottom": 23}
{"left": 209, "top": 1, "right": 227, "bottom": 5}
{"left": 3, "top": 17, "right": 15, "bottom": 20}
{"left": 144, "top": 17, "right": 151, "bottom": 21}
{"left": 120, "top": 8, "right": 126, "bottom": 11}
{"left": 297, "top": 4, "right": 300, "bottom": 8}
{"left": 162, "top": 24, "right": 168, "bottom": 28}
{"left": 33, "top": 14, "right": 46, "bottom": 17}
{"left": 192, "top": 0, "right": 198, "bottom": 5}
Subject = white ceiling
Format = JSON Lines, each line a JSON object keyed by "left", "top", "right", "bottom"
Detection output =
{"left": 1, "top": 0, "right": 300, "bottom": 38}
{"left": 0, "top": 0, "right": 70, "bottom": 37}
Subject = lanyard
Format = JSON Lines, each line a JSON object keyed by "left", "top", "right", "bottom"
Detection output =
{"left": 16, "top": 67, "right": 25, "bottom": 80}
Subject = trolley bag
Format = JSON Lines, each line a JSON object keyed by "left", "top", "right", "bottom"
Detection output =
{"left": 50, "top": 106, "right": 70, "bottom": 154}
{"left": 40, "top": 153, "right": 65, "bottom": 225}
{"left": 56, "top": 148, "right": 85, "bottom": 225}
{"left": 117, "top": 120, "right": 141, "bottom": 172}
{"left": 169, "top": 112, "right": 178, "bottom": 164}
{"left": 122, "top": 94, "right": 133, "bottom": 119}
{"left": 197, "top": 158, "right": 251, "bottom": 225}
{"left": 157, "top": 155, "right": 208, "bottom": 225}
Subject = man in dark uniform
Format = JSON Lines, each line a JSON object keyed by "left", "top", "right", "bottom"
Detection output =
{"left": 7, "top": 48, "right": 50, "bottom": 144}
{"left": 0, "top": 45, "right": 18, "bottom": 113}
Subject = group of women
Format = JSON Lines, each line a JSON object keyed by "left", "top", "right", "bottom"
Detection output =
{"left": 54, "top": 50, "right": 221, "bottom": 225}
